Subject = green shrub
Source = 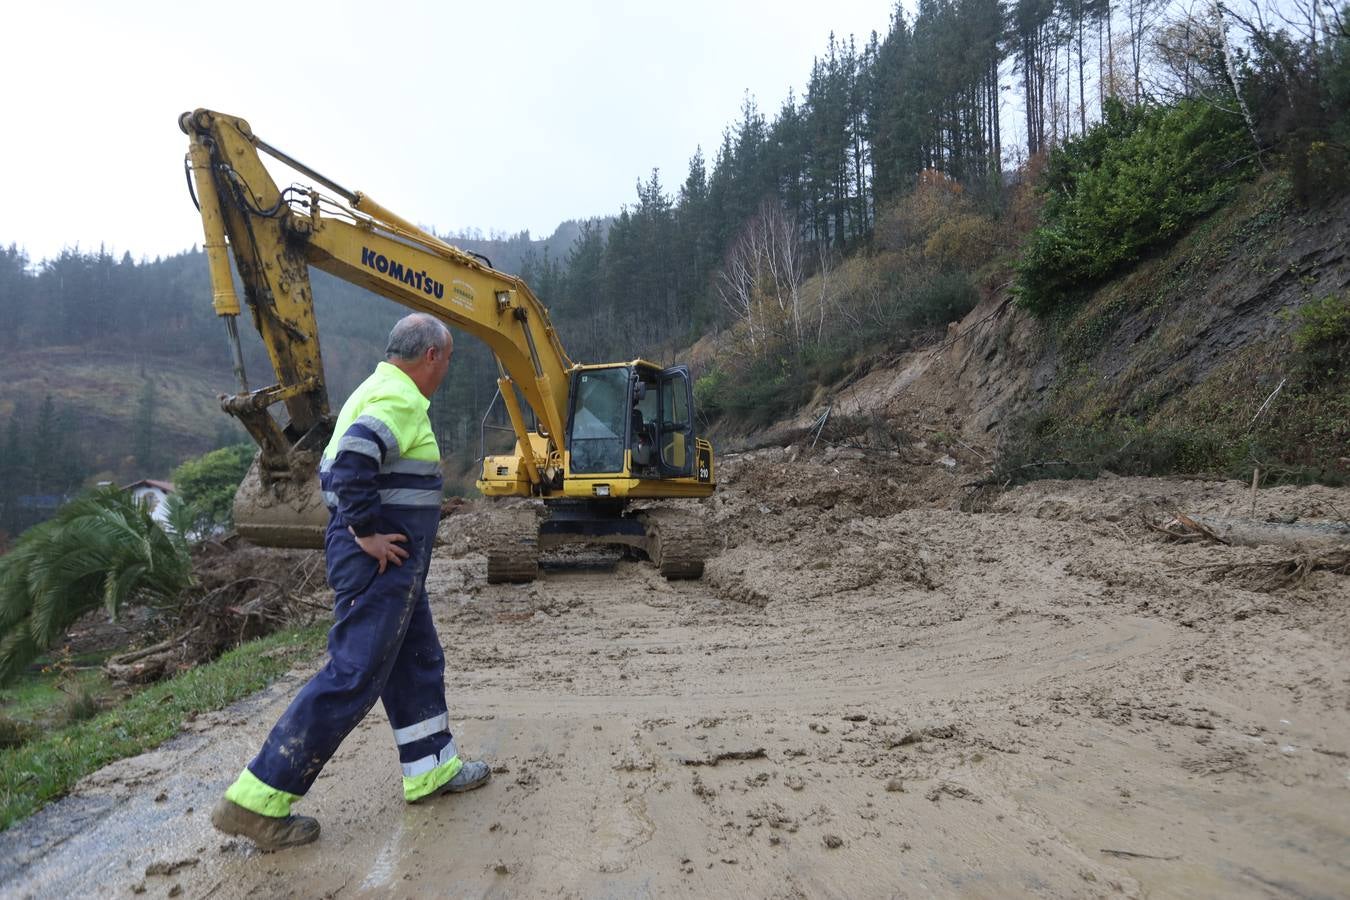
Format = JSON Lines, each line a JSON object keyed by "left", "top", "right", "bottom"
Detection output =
{"left": 60, "top": 686, "right": 100, "bottom": 725}
{"left": 1016, "top": 99, "right": 1254, "bottom": 315}
{"left": 701, "top": 354, "right": 813, "bottom": 427}
{"left": 0, "top": 716, "right": 37, "bottom": 749}
{"left": 904, "top": 271, "right": 979, "bottom": 329}
{"left": 923, "top": 213, "right": 1002, "bottom": 271}
{"left": 1291, "top": 292, "right": 1350, "bottom": 378}
{"left": 996, "top": 415, "right": 1236, "bottom": 483}
{"left": 693, "top": 368, "right": 728, "bottom": 418}
{"left": 171, "top": 444, "right": 255, "bottom": 528}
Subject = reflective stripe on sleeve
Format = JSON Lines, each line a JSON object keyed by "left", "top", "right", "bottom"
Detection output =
{"left": 323, "top": 488, "right": 440, "bottom": 508}
{"left": 402, "top": 738, "right": 460, "bottom": 778}
{"left": 392, "top": 712, "right": 449, "bottom": 746}
{"left": 385, "top": 458, "right": 441, "bottom": 476}
{"left": 378, "top": 488, "right": 442, "bottom": 507}
{"left": 335, "top": 435, "right": 382, "bottom": 462}
{"left": 355, "top": 415, "right": 401, "bottom": 462}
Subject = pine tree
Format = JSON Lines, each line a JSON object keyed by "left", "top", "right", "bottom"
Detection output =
{"left": 0, "top": 413, "right": 24, "bottom": 532}
{"left": 133, "top": 377, "right": 158, "bottom": 473}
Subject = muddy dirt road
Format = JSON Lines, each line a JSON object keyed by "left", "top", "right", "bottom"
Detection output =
{"left": 3, "top": 451, "right": 1348, "bottom": 898}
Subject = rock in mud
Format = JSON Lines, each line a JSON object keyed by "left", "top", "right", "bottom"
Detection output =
{"left": 145, "top": 858, "right": 198, "bottom": 877}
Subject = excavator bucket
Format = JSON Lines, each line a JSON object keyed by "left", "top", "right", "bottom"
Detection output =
{"left": 232, "top": 455, "right": 330, "bottom": 549}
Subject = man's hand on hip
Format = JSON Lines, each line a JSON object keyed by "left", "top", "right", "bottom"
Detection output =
{"left": 349, "top": 527, "right": 409, "bottom": 574}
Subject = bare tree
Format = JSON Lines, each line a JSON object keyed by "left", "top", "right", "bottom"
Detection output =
{"left": 1214, "top": 2, "right": 1268, "bottom": 168}
{"left": 715, "top": 234, "right": 764, "bottom": 353}
{"left": 715, "top": 200, "right": 809, "bottom": 355}
{"left": 1126, "top": 0, "right": 1165, "bottom": 101}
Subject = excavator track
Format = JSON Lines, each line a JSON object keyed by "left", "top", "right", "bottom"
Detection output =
{"left": 636, "top": 508, "right": 710, "bottom": 580}
{"left": 485, "top": 507, "right": 541, "bottom": 584}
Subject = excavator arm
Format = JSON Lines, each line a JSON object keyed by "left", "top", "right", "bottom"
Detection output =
{"left": 181, "top": 108, "right": 573, "bottom": 544}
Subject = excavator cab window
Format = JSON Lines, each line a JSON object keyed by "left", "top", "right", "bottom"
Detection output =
{"left": 657, "top": 366, "right": 694, "bottom": 477}
{"left": 631, "top": 374, "right": 658, "bottom": 472}
{"left": 568, "top": 367, "right": 630, "bottom": 474}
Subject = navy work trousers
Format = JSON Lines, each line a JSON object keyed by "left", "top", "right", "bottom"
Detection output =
{"left": 246, "top": 507, "right": 455, "bottom": 796}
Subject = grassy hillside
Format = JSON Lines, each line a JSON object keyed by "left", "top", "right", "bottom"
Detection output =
{"left": 1000, "top": 173, "right": 1349, "bottom": 484}
{"left": 0, "top": 348, "right": 248, "bottom": 478}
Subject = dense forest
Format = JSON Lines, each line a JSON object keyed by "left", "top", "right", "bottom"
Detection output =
{"left": 517, "top": 0, "right": 1346, "bottom": 422}
{"left": 0, "top": 218, "right": 605, "bottom": 537}
{"left": 0, "top": 0, "right": 1345, "bottom": 535}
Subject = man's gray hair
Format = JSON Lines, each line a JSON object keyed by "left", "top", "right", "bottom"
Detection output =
{"left": 385, "top": 314, "right": 451, "bottom": 361}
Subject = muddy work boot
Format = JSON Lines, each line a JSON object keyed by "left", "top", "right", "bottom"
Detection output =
{"left": 442, "top": 759, "right": 492, "bottom": 794}
{"left": 414, "top": 760, "right": 492, "bottom": 803}
{"left": 211, "top": 797, "right": 320, "bottom": 850}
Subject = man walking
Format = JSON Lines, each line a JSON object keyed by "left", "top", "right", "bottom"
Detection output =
{"left": 212, "top": 314, "right": 490, "bottom": 850}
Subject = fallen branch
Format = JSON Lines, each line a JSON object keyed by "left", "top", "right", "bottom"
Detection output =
{"left": 1173, "top": 549, "right": 1350, "bottom": 590}
{"left": 680, "top": 747, "right": 768, "bottom": 766}
{"left": 1146, "top": 513, "right": 1230, "bottom": 545}
{"left": 965, "top": 459, "right": 1075, "bottom": 489}
{"left": 1246, "top": 377, "right": 1287, "bottom": 429}
{"left": 104, "top": 637, "right": 180, "bottom": 666}
{"left": 1100, "top": 848, "right": 1180, "bottom": 861}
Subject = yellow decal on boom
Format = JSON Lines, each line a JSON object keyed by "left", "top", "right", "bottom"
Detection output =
{"left": 451, "top": 280, "right": 476, "bottom": 312}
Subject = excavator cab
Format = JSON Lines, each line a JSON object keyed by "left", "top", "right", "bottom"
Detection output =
{"left": 562, "top": 362, "right": 697, "bottom": 484}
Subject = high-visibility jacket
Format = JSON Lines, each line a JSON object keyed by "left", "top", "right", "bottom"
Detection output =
{"left": 319, "top": 361, "right": 443, "bottom": 533}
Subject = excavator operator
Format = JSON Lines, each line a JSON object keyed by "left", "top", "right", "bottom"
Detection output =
{"left": 211, "top": 314, "right": 491, "bottom": 851}
{"left": 631, "top": 379, "right": 656, "bottom": 469}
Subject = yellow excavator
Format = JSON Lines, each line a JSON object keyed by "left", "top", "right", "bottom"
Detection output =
{"left": 180, "top": 108, "right": 715, "bottom": 581}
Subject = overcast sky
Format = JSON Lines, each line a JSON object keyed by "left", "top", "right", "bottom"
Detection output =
{"left": 3, "top": 0, "right": 900, "bottom": 264}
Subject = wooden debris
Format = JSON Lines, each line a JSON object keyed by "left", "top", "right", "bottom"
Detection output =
{"left": 1146, "top": 513, "right": 1230, "bottom": 545}
{"left": 680, "top": 747, "right": 768, "bottom": 766}
{"left": 1100, "top": 848, "right": 1180, "bottom": 861}
{"left": 1182, "top": 549, "right": 1350, "bottom": 591}
{"left": 104, "top": 551, "right": 327, "bottom": 685}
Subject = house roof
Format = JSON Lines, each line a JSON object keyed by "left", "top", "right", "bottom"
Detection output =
{"left": 123, "top": 479, "right": 175, "bottom": 493}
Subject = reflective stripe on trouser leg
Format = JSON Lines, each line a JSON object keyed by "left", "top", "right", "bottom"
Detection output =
{"left": 224, "top": 767, "right": 302, "bottom": 818}
{"left": 402, "top": 739, "right": 464, "bottom": 802}
{"left": 391, "top": 712, "right": 449, "bottom": 745}
{"left": 243, "top": 512, "right": 435, "bottom": 796}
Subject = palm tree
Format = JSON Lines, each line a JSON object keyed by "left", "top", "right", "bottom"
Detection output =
{"left": 0, "top": 487, "right": 192, "bottom": 685}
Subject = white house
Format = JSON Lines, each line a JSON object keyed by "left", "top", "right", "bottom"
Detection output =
{"left": 123, "top": 479, "right": 175, "bottom": 528}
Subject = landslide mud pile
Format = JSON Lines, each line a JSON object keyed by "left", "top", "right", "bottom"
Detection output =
{"left": 5, "top": 451, "right": 1348, "bottom": 898}
{"left": 701, "top": 445, "right": 947, "bottom": 607}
